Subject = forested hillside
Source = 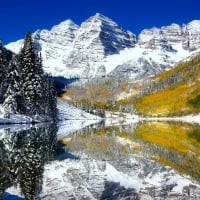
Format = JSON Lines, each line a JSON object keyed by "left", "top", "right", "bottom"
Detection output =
{"left": 133, "top": 53, "right": 200, "bottom": 116}
{"left": 62, "top": 52, "right": 200, "bottom": 117}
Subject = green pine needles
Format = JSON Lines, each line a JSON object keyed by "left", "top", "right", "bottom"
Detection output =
{"left": 1, "top": 32, "right": 58, "bottom": 122}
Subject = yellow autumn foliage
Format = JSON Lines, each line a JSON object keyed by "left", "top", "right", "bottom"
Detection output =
{"left": 135, "top": 81, "right": 200, "bottom": 116}
{"left": 133, "top": 52, "right": 200, "bottom": 116}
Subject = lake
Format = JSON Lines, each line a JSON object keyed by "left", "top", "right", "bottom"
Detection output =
{"left": 0, "top": 121, "right": 200, "bottom": 199}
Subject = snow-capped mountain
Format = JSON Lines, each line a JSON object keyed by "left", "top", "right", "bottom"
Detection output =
{"left": 138, "top": 20, "right": 200, "bottom": 51}
{"left": 5, "top": 13, "right": 200, "bottom": 79}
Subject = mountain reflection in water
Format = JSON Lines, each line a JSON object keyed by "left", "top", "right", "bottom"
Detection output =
{"left": 0, "top": 121, "right": 200, "bottom": 200}
{"left": 61, "top": 121, "right": 200, "bottom": 182}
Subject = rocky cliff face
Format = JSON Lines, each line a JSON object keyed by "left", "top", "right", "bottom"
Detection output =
{"left": 33, "top": 19, "right": 79, "bottom": 61}
{"left": 73, "top": 13, "right": 136, "bottom": 56}
{"left": 138, "top": 20, "right": 200, "bottom": 51}
{"left": 182, "top": 20, "right": 200, "bottom": 51}
{"left": 5, "top": 14, "right": 200, "bottom": 79}
{"left": 61, "top": 13, "right": 137, "bottom": 77}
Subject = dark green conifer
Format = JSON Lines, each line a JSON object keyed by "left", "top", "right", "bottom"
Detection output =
{"left": 18, "top": 32, "right": 57, "bottom": 120}
{"left": 3, "top": 55, "right": 22, "bottom": 117}
{"left": 19, "top": 32, "right": 44, "bottom": 115}
{"left": 2, "top": 32, "right": 58, "bottom": 121}
{"left": 0, "top": 40, "right": 9, "bottom": 103}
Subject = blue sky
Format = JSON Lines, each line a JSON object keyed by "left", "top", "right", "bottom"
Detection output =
{"left": 1, "top": 0, "right": 200, "bottom": 44}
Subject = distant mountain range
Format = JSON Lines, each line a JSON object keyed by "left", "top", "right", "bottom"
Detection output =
{"left": 5, "top": 13, "right": 200, "bottom": 80}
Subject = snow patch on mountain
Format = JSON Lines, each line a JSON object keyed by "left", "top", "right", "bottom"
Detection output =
{"left": 5, "top": 14, "right": 200, "bottom": 80}
{"left": 104, "top": 44, "right": 192, "bottom": 79}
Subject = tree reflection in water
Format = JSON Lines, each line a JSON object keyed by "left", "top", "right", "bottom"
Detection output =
{"left": 0, "top": 124, "right": 57, "bottom": 200}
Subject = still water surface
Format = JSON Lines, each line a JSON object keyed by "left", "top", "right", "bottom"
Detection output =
{"left": 0, "top": 121, "right": 200, "bottom": 199}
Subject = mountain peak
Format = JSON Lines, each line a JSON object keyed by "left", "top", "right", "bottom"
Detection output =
{"left": 187, "top": 19, "right": 200, "bottom": 27}
{"left": 59, "top": 19, "right": 78, "bottom": 27}
{"left": 93, "top": 12, "right": 111, "bottom": 20}
{"left": 84, "top": 12, "right": 118, "bottom": 27}
{"left": 94, "top": 12, "right": 106, "bottom": 18}
{"left": 74, "top": 12, "right": 136, "bottom": 57}
{"left": 51, "top": 19, "right": 79, "bottom": 31}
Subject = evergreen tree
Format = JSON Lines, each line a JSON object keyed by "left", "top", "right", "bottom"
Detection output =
{"left": 43, "top": 79, "right": 58, "bottom": 121}
{"left": 2, "top": 32, "right": 58, "bottom": 121}
{"left": 3, "top": 55, "right": 22, "bottom": 117}
{"left": 19, "top": 32, "right": 44, "bottom": 115}
{"left": 0, "top": 40, "right": 9, "bottom": 103}
{"left": 18, "top": 32, "right": 57, "bottom": 119}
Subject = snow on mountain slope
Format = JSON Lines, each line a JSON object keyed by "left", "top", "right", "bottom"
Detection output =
{"left": 104, "top": 44, "right": 191, "bottom": 79}
{"left": 5, "top": 14, "right": 200, "bottom": 79}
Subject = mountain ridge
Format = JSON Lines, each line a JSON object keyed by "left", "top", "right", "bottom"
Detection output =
{"left": 5, "top": 13, "right": 200, "bottom": 79}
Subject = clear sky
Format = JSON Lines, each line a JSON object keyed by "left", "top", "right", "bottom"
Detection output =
{"left": 1, "top": 0, "right": 200, "bottom": 44}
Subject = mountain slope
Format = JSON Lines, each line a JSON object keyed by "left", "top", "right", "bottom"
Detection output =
{"left": 5, "top": 13, "right": 200, "bottom": 79}
{"left": 133, "top": 52, "right": 200, "bottom": 116}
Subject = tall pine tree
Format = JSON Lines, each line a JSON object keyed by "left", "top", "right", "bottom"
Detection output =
{"left": 3, "top": 55, "right": 22, "bottom": 117}
{"left": 18, "top": 32, "right": 57, "bottom": 120}
{"left": 43, "top": 79, "right": 58, "bottom": 121}
{"left": 19, "top": 32, "right": 45, "bottom": 115}
{"left": 0, "top": 40, "right": 9, "bottom": 103}
{"left": 3, "top": 32, "right": 58, "bottom": 121}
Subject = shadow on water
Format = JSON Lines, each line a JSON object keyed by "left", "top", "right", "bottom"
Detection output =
{"left": 0, "top": 123, "right": 58, "bottom": 200}
{"left": 3, "top": 192, "right": 25, "bottom": 200}
{"left": 100, "top": 181, "right": 139, "bottom": 200}
{"left": 55, "top": 142, "right": 80, "bottom": 161}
